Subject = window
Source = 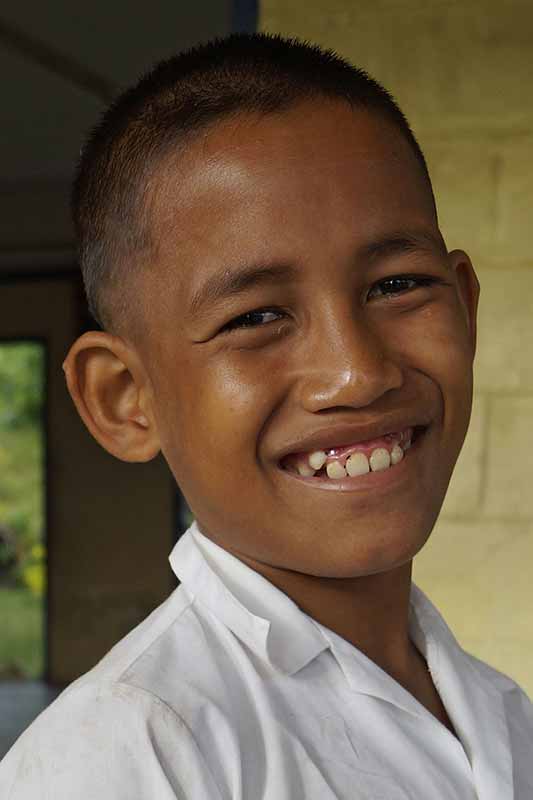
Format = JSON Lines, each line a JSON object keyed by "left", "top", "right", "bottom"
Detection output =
{"left": 0, "top": 341, "right": 46, "bottom": 680}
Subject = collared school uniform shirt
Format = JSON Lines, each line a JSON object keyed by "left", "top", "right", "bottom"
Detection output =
{"left": 1, "top": 521, "right": 532, "bottom": 799}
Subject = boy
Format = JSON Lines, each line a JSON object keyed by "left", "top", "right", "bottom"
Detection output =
{"left": 1, "top": 32, "right": 532, "bottom": 799}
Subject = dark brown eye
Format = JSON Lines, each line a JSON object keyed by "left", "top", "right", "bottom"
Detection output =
{"left": 368, "top": 275, "right": 437, "bottom": 300}
{"left": 223, "top": 308, "right": 283, "bottom": 332}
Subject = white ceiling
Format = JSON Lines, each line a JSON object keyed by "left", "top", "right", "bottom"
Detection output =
{"left": 0, "top": 1, "right": 233, "bottom": 270}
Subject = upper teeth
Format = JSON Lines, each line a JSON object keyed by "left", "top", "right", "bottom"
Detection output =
{"left": 369, "top": 447, "right": 390, "bottom": 471}
{"left": 346, "top": 452, "right": 370, "bottom": 477}
{"left": 296, "top": 462, "right": 317, "bottom": 477}
{"left": 390, "top": 444, "right": 404, "bottom": 465}
{"left": 308, "top": 450, "right": 327, "bottom": 470}
{"left": 295, "top": 433, "right": 412, "bottom": 480}
{"left": 326, "top": 460, "right": 347, "bottom": 479}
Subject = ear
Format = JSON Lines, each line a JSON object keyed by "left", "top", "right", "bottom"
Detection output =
{"left": 62, "top": 331, "right": 161, "bottom": 462}
{"left": 448, "top": 249, "right": 480, "bottom": 357}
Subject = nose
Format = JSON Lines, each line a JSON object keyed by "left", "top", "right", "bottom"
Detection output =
{"left": 295, "top": 308, "right": 404, "bottom": 413}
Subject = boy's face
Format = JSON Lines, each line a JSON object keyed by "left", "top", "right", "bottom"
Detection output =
{"left": 133, "top": 99, "right": 479, "bottom": 579}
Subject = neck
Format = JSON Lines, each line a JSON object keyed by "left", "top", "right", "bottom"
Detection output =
{"left": 239, "top": 555, "right": 415, "bottom": 683}
{"left": 230, "top": 551, "right": 457, "bottom": 734}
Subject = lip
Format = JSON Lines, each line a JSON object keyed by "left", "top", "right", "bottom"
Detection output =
{"left": 279, "top": 426, "right": 427, "bottom": 493}
{"left": 275, "top": 417, "right": 430, "bottom": 464}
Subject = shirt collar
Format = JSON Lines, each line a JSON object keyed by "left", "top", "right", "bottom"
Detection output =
{"left": 169, "top": 521, "right": 514, "bottom": 793}
{"left": 169, "top": 527, "right": 454, "bottom": 695}
{"left": 408, "top": 585, "right": 514, "bottom": 798}
{"left": 169, "top": 521, "right": 329, "bottom": 675}
{"left": 170, "top": 522, "right": 514, "bottom": 744}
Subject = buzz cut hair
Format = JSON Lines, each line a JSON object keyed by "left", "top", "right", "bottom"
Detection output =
{"left": 72, "top": 31, "right": 431, "bottom": 332}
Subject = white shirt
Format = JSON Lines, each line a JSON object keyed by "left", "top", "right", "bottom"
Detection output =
{"left": 1, "top": 521, "right": 532, "bottom": 799}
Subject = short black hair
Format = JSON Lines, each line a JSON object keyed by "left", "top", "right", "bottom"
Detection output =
{"left": 72, "top": 31, "right": 432, "bottom": 332}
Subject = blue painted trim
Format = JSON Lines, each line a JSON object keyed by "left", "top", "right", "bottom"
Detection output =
{"left": 232, "top": 0, "right": 258, "bottom": 33}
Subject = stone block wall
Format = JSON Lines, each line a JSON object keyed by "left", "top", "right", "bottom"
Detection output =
{"left": 260, "top": 0, "right": 533, "bottom": 693}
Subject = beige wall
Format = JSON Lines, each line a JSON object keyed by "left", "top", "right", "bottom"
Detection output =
{"left": 260, "top": 0, "right": 533, "bottom": 694}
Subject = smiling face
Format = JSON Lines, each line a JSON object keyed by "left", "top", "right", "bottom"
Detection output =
{"left": 135, "top": 98, "right": 478, "bottom": 580}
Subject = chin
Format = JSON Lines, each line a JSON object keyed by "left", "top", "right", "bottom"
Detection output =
{"left": 300, "top": 517, "right": 436, "bottom": 580}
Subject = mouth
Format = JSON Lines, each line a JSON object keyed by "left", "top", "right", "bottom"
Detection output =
{"left": 279, "top": 425, "right": 427, "bottom": 486}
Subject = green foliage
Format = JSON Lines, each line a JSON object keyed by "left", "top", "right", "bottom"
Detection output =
{"left": 20, "top": 543, "right": 46, "bottom": 596}
{"left": 0, "top": 342, "right": 45, "bottom": 554}
{"left": 0, "top": 587, "right": 43, "bottom": 679}
{"left": 0, "top": 342, "right": 44, "bottom": 429}
{"left": 0, "top": 342, "right": 46, "bottom": 677}
{"left": 0, "top": 426, "right": 44, "bottom": 570}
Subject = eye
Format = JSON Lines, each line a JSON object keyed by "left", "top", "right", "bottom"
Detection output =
{"left": 367, "top": 274, "right": 439, "bottom": 300}
{"left": 221, "top": 308, "right": 285, "bottom": 332}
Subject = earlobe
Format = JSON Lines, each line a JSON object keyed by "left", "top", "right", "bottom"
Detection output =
{"left": 448, "top": 250, "right": 480, "bottom": 357}
{"left": 62, "top": 331, "right": 161, "bottom": 462}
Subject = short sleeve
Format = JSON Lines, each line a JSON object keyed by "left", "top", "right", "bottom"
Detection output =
{"left": 0, "top": 681, "right": 224, "bottom": 800}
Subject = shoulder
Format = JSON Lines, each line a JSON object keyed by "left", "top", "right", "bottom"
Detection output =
{"left": 465, "top": 651, "right": 533, "bottom": 721}
{"left": 0, "top": 587, "right": 228, "bottom": 799}
{"left": 0, "top": 678, "right": 224, "bottom": 799}
{"left": 412, "top": 584, "right": 533, "bottom": 725}
{"left": 465, "top": 650, "right": 528, "bottom": 694}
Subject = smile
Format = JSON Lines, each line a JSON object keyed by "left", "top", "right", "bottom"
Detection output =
{"left": 281, "top": 426, "right": 425, "bottom": 482}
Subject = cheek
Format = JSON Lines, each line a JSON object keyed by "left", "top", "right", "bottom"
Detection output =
{"left": 401, "top": 302, "right": 474, "bottom": 380}
{"left": 400, "top": 303, "right": 474, "bottom": 441}
{"left": 168, "top": 353, "right": 285, "bottom": 523}
{"left": 163, "top": 351, "right": 283, "bottom": 473}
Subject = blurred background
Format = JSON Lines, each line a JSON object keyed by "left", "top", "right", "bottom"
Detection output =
{"left": 1, "top": 0, "right": 532, "bottom": 757}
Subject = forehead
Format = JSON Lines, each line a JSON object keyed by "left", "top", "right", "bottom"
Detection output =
{"left": 144, "top": 100, "right": 436, "bottom": 307}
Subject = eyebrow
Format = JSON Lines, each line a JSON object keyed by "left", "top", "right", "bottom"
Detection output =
{"left": 187, "top": 230, "right": 444, "bottom": 317}
{"left": 188, "top": 262, "right": 298, "bottom": 318}
{"left": 361, "top": 231, "right": 445, "bottom": 263}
